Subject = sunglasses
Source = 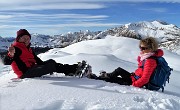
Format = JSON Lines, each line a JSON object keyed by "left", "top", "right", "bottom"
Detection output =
{"left": 139, "top": 46, "right": 149, "bottom": 51}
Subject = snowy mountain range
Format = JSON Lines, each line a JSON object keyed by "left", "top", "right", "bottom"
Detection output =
{"left": 1, "top": 20, "right": 180, "bottom": 54}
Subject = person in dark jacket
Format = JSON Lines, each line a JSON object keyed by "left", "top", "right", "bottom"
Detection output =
{"left": 87, "top": 37, "right": 163, "bottom": 88}
{"left": 3, "top": 29, "right": 84, "bottom": 79}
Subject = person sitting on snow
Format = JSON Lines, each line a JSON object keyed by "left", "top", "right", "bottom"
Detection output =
{"left": 87, "top": 37, "right": 164, "bottom": 88}
{"left": 2, "top": 29, "right": 86, "bottom": 79}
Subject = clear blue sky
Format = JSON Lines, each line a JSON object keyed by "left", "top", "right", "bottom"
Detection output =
{"left": 0, "top": 0, "right": 180, "bottom": 37}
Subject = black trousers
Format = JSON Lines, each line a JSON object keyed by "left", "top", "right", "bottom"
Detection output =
{"left": 20, "top": 59, "right": 78, "bottom": 78}
{"left": 96, "top": 67, "right": 132, "bottom": 85}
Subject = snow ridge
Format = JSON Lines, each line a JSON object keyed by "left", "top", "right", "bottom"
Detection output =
{"left": 0, "top": 20, "right": 180, "bottom": 54}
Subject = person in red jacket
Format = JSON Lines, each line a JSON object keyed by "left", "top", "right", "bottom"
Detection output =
{"left": 87, "top": 37, "right": 163, "bottom": 89}
{"left": 3, "top": 29, "right": 85, "bottom": 78}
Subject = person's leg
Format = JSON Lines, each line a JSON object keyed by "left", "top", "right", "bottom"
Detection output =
{"left": 21, "top": 59, "right": 79, "bottom": 78}
{"left": 96, "top": 77, "right": 132, "bottom": 85}
{"left": 86, "top": 73, "right": 98, "bottom": 79}
{"left": 21, "top": 59, "right": 56, "bottom": 78}
{"left": 56, "top": 63, "right": 78, "bottom": 76}
{"left": 108, "top": 67, "right": 131, "bottom": 79}
{"left": 86, "top": 70, "right": 132, "bottom": 85}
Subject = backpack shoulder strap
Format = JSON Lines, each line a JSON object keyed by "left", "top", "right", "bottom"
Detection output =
{"left": 148, "top": 56, "right": 158, "bottom": 60}
{"left": 140, "top": 56, "right": 157, "bottom": 70}
{"left": 141, "top": 60, "right": 146, "bottom": 70}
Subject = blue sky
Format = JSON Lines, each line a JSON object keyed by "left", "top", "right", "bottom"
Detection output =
{"left": 0, "top": 0, "right": 180, "bottom": 37}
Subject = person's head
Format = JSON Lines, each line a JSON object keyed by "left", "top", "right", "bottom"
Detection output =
{"left": 16, "top": 29, "right": 31, "bottom": 46}
{"left": 139, "top": 37, "right": 159, "bottom": 53}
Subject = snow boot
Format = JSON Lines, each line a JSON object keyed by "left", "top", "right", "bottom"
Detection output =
{"left": 99, "top": 71, "right": 110, "bottom": 78}
{"left": 81, "top": 64, "right": 92, "bottom": 78}
{"left": 74, "top": 60, "right": 87, "bottom": 77}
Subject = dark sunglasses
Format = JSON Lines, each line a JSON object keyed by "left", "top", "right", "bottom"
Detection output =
{"left": 139, "top": 46, "right": 149, "bottom": 50}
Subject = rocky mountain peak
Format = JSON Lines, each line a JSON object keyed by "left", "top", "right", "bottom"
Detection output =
{"left": 0, "top": 20, "right": 180, "bottom": 54}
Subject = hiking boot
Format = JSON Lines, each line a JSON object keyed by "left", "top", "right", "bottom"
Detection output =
{"left": 81, "top": 64, "right": 92, "bottom": 78}
{"left": 99, "top": 71, "right": 110, "bottom": 78}
{"left": 74, "top": 60, "right": 87, "bottom": 77}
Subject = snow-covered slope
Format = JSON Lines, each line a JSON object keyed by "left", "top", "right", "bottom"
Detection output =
{"left": 0, "top": 36, "right": 180, "bottom": 110}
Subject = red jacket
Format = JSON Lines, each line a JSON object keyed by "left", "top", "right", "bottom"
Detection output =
{"left": 131, "top": 49, "right": 164, "bottom": 87}
{"left": 4, "top": 42, "right": 43, "bottom": 78}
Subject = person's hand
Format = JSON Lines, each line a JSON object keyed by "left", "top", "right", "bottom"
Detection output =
{"left": 8, "top": 44, "right": 15, "bottom": 57}
{"left": 131, "top": 72, "right": 135, "bottom": 76}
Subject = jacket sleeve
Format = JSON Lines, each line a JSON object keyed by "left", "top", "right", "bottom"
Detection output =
{"left": 2, "top": 47, "right": 22, "bottom": 65}
{"left": 32, "top": 51, "right": 44, "bottom": 65}
{"left": 132, "top": 59, "right": 157, "bottom": 87}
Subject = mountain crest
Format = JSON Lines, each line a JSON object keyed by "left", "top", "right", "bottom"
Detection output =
{"left": 0, "top": 20, "right": 180, "bottom": 54}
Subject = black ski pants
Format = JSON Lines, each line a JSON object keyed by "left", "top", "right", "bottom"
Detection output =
{"left": 96, "top": 67, "right": 132, "bottom": 85}
{"left": 20, "top": 59, "right": 78, "bottom": 78}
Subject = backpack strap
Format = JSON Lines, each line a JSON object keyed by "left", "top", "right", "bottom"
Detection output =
{"left": 136, "top": 57, "right": 156, "bottom": 79}
{"left": 140, "top": 59, "right": 146, "bottom": 71}
{"left": 140, "top": 56, "right": 157, "bottom": 70}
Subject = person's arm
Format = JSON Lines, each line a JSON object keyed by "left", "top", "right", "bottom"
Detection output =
{"left": 2, "top": 47, "right": 22, "bottom": 65}
{"left": 32, "top": 51, "right": 44, "bottom": 65}
{"left": 132, "top": 59, "right": 157, "bottom": 87}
